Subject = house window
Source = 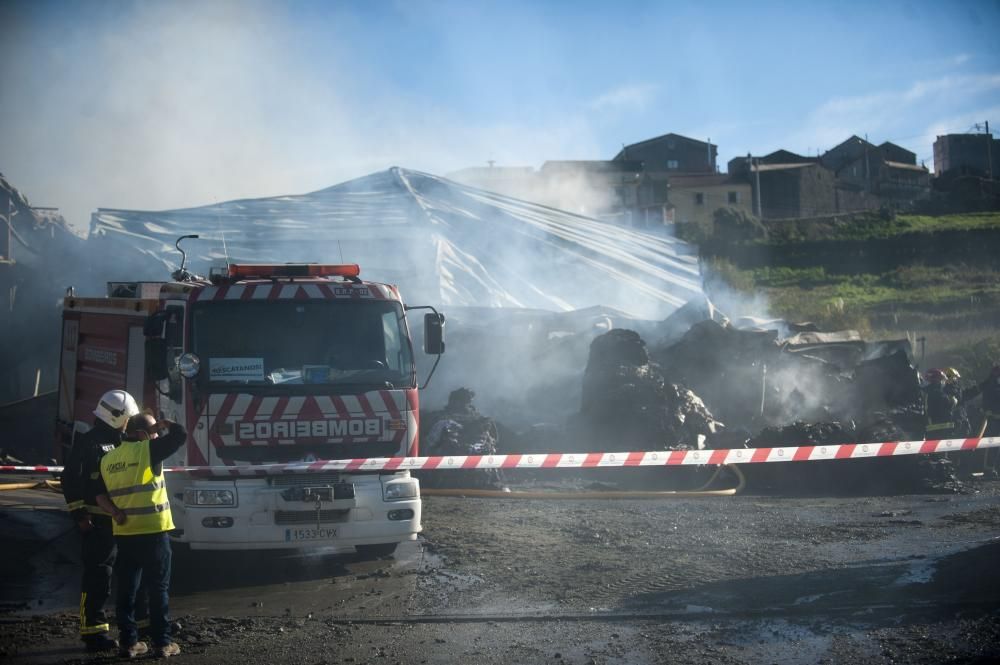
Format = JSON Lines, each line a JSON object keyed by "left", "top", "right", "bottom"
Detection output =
{"left": 728, "top": 191, "right": 741, "bottom": 204}
{"left": 667, "top": 160, "right": 679, "bottom": 170}
{"left": 667, "top": 140, "right": 676, "bottom": 149}
{"left": 695, "top": 192, "right": 705, "bottom": 205}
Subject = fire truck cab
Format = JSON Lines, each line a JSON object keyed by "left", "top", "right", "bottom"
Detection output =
{"left": 57, "top": 259, "right": 444, "bottom": 555}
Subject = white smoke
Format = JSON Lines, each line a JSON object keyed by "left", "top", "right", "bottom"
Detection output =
{"left": 0, "top": 1, "right": 604, "bottom": 231}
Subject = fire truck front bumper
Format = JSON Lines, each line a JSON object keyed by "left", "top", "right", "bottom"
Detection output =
{"left": 170, "top": 472, "right": 422, "bottom": 551}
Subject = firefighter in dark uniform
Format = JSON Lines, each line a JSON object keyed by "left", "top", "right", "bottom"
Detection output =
{"left": 61, "top": 389, "right": 140, "bottom": 651}
{"left": 922, "top": 368, "right": 957, "bottom": 439}
{"left": 943, "top": 367, "right": 971, "bottom": 436}
{"left": 961, "top": 365, "right": 1000, "bottom": 472}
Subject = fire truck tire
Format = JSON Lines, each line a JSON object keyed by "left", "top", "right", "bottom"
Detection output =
{"left": 355, "top": 543, "right": 398, "bottom": 559}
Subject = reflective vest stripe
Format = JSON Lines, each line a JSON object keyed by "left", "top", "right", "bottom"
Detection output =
{"left": 100, "top": 440, "right": 174, "bottom": 536}
{"left": 926, "top": 422, "right": 955, "bottom": 431}
{"left": 122, "top": 503, "right": 171, "bottom": 516}
{"left": 80, "top": 623, "right": 111, "bottom": 635}
{"left": 78, "top": 592, "right": 110, "bottom": 635}
{"left": 107, "top": 479, "right": 165, "bottom": 498}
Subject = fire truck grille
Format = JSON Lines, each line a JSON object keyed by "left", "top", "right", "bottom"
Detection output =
{"left": 274, "top": 509, "right": 350, "bottom": 525}
{"left": 270, "top": 474, "right": 342, "bottom": 487}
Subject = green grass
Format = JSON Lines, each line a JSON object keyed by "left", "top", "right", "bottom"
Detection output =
{"left": 896, "top": 212, "right": 1000, "bottom": 233}
{"left": 746, "top": 264, "right": 998, "bottom": 305}
{"left": 758, "top": 211, "right": 1000, "bottom": 244}
{"left": 708, "top": 259, "right": 1000, "bottom": 332}
{"left": 702, "top": 211, "right": 1000, "bottom": 380}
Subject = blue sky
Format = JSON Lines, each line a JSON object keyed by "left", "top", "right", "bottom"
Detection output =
{"left": 1, "top": 0, "right": 998, "bottom": 230}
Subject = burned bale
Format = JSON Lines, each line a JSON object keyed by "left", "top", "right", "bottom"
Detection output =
{"left": 652, "top": 296, "right": 726, "bottom": 347}
{"left": 852, "top": 349, "right": 921, "bottom": 412}
{"left": 742, "top": 418, "right": 963, "bottom": 495}
{"left": 651, "top": 320, "right": 792, "bottom": 428}
{"left": 418, "top": 388, "right": 505, "bottom": 490}
{"left": 574, "top": 329, "right": 722, "bottom": 451}
{"left": 749, "top": 420, "right": 856, "bottom": 448}
{"left": 583, "top": 329, "right": 648, "bottom": 379}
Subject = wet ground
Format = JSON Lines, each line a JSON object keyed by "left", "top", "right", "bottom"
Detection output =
{"left": 2, "top": 469, "right": 999, "bottom": 664}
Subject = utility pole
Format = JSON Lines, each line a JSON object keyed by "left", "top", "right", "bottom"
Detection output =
{"left": 986, "top": 121, "right": 993, "bottom": 181}
{"left": 754, "top": 156, "right": 763, "bottom": 218}
{"left": 863, "top": 134, "right": 870, "bottom": 195}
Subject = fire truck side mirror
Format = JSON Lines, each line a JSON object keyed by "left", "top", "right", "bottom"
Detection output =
{"left": 145, "top": 338, "right": 169, "bottom": 382}
{"left": 144, "top": 311, "right": 169, "bottom": 337}
{"left": 144, "top": 311, "right": 170, "bottom": 381}
{"left": 423, "top": 313, "right": 445, "bottom": 355}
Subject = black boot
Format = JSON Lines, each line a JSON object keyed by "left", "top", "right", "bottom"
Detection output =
{"left": 83, "top": 633, "right": 119, "bottom": 652}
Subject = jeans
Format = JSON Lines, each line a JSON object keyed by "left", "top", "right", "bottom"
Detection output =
{"left": 116, "top": 532, "right": 172, "bottom": 647}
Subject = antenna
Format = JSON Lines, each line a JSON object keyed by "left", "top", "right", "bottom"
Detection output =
{"left": 338, "top": 240, "right": 344, "bottom": 264}
{"left": 214, "top": 203, "right": 231, "bottom": 271}
{"left": 218, "top": 217, "right": 231, "bottom": 271}
{"left": 222, "top": 230, "right": 230, "bottom": 270}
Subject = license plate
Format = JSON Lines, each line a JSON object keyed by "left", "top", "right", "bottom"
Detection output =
{"left": 285, "top": 527, "right": 338, "bottom": 542}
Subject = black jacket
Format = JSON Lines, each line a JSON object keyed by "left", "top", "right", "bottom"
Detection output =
{"left": 923, "top": 383, "right": 957, "bottom": 426}
{"left": 62, "top": 419, "right": 123, "bottom": 520}
{"left": 964, "top": 378, "right": 1000, "bottom": 414}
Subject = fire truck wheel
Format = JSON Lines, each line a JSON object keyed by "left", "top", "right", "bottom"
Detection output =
{"left": 355, "top": 543, "right": 398, "bottom": 559}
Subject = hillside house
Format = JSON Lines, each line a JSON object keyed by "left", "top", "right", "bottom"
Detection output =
{"left": 614, "top": 133, "right": 717, "bottom": 174}
{"left": 821, "top": 136, "right": 930, "bottom": 210}
{"left": 752, "top": 162, "right": 837, "bottom": 219}
{"left": 728, "top": 150, "right": 834, "bottom": 219}
{"left": 667, "top": 174, "right": 753, "bottom": 225}
{"left": 934, "top": 132, "right": 999, "bottom": 178}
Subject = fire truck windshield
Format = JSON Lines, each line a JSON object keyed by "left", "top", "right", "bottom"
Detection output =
{"left": 190, "top": 299, "right": 414, "bottom": 388}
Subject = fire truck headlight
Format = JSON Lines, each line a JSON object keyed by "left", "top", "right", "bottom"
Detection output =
{"left": 184, "top": 489, "right": 236, "bottom": 506}
{"left": 383, "top": 480, "right": 418, "bottom": 501}
{"left": 177, "top": 353, "right": 201, "bottom": 379}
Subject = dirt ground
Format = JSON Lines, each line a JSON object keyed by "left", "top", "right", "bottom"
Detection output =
{"left": 2, "top": 468, "right": 999, "bottom": 665}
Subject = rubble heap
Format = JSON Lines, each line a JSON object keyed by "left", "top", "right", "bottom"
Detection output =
{"left": 744, "top": 419, "right": 962, "bottom": 494}
{"left": 418, "top": 388, "right": 505, "bottom": 490}
{"left": 651, "top": 319, "right": 923, "bottom": 436}
{"left": 571, "top": 329, "right": 722, "bottom": 451}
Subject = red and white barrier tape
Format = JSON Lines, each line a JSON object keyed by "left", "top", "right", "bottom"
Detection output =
{"left": 3, "top": 436, "right": 999, "bottom": 477}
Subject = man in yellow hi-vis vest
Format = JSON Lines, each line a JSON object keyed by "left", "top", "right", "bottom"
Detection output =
{"left": 62, "top": 389, "right": 140, "bottom": 651}
{"left": 96, "top": 412, "right": 185, "bottom": 659}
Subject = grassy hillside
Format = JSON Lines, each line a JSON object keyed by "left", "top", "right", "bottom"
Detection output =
{"left": 701, "top": 211, "right": 1000, "bottom": 380}
{"left": 762, "top": 211, "right": 1000, "bottom": 243}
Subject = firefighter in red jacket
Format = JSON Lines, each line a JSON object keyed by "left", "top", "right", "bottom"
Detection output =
{"left": 61, "top": 389, "right": 139, "bottom": 651}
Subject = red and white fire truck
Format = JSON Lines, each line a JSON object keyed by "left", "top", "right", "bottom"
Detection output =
{"left": 56, "top": 238, "right": 444, "bottom": 555}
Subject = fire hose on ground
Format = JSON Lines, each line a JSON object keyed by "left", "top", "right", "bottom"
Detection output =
{"left": 0, "top": 479, "right": 61, "bottom": 492}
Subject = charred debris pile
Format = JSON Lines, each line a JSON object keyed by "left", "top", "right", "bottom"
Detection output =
{"left": 421, "top": 309, "right": 972, "bottom": 494}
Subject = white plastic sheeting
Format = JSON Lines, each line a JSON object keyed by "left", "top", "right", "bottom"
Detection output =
{"left": 90, "top": 167, "right": 704, "bottom": 318}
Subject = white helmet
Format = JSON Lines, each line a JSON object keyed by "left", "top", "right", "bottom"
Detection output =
{"left": 93, "top": 389, "right": 140, "bottom": 429}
